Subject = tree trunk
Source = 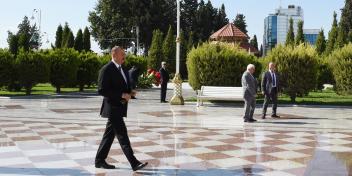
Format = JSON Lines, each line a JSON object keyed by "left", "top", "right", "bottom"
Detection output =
{"left": 25, "top": 87, "right": 31, "bottom": 95}
{"left": 290, "top": 94, "right": 296, "bottom": 103}
{"left": 56, "top": 86, "right": 61, "bottom": 93}
{"left": 79, "top": 85, "right": 84, "bottom": 92}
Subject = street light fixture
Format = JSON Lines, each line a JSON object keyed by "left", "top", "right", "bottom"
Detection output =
{"left": 170, "top": 0, "right": 184, "bottom": 105}
{"left": 31, "top": 9, "right": 41, "bottom": 34}
{"left": 131, "top": 26, "right": 140, "bottom": 55}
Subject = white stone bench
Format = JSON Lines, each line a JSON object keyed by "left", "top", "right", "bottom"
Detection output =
{"left": 197, "top": 86, "right": 243, "bottom": 106}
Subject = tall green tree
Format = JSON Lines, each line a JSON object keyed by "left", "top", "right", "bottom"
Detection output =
{"left": 195, "top": 0, "right": 217, "bottom": 42}
{"left": 335, "top": 26, "right": 347, "bottom": 49}
{"left": 89, "top": 0, "right": 175, "bottom": 51}
{"left": 339, "top": 0, "right": 352, "bottom": 37}
{"left": 285, "top": 18, "right": 295, "bottom": 46}
{"left": 233, "top": 14, "right": 248, "bottom": 35}
{"left": 179, "top": 30, "right": 188, "bottom": 78}
{"left": 214, "top": 4, "right": 229, "bottom": 30}
{"left": 62, "top": 22, "right": 71, "bottom": 47}
{"left": 148, "top": 30, "right": 164, "bottom": 70}
{"left": 83, "top": 27, "right": 91, "bottom": 51}
{"left": 295, "top": 21, "right": 305, "bottom": 45}
{"left": 66, "top": 31, "right": 75, "bottom": 48}
{"left": 249, "top": 35, "right": 258, "bottom": 50}
{"left": 7, "top": 16, "right": 41, "bottom": 53}
{"left": 187, "top": 31, "right": 194, "bottom": 52}
{"left": 17, "top": 33, "right": 30, "bottom": 51}
{"left": 74, "top": 29, "right": 84, "bottom": 51}
{"left": 181, "top": 0, "right": 198, "bottom": 39}
{"left": 55, "top": 24, "right": 63, "bottom": 48}
{"left": 348, "top": 30, "right": 352, "bottom": 43}
{"left": 7, "top": 32, "right": 19, "bottom": 55}
{"left": 163, "top": 26, "right": 176, "bottom": 73}
{"left": 326, "top": 12, "right": 339, "bottom": 55}
{"left": 315, "top": 29, "right": 326, "bottom": 55}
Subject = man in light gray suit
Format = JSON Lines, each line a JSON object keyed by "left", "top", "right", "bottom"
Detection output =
{"left": 242, "top": 64, "right": 257, "bottom": 123}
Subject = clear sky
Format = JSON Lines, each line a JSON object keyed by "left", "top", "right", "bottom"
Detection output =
{"left": 0, "top": 0, "right": 345, "bottom": 53}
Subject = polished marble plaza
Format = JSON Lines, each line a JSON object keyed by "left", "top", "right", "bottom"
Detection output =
{"left": 0, "top": 88, "right": 352, "bottom": 176}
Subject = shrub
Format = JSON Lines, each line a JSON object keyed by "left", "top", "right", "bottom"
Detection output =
{"left": 49, "top": 48, "right": 80, "bottom": 93}
{"left": 0, "top": 49, "right": 15, "bottom": 88}
{"left": 187, "top": 43, "right": 260, "bottom": 90}
{"left": 16, "top": 50, "right": 50, "bottom": 95}
{"left": 124, "top": 55, "right": 148, "bottom": 74}
{"left": 77, "top": 52, "right": 101, "bottom": 91}
{"left": 328, "top": 43, "right": 352, "bottom": 94}
{"left": 316, "top": 57, "right": 335, "bottom": 90}
{"left": 265, "top": 44, "right": 318, "bottom": 102}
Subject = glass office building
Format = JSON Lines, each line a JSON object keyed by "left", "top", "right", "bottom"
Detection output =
{"left": 263, "top": 5, "right": 319, "bottom": 55}
{"left": 304, "top": 29, "right": 320, "bottom": 45}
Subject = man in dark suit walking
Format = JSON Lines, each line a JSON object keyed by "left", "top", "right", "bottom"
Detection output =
{"left": 95, "top": 46, "right": 148, "bottom": 171}
{"left": 261, "top": 62, "right": 280, "bottom": 119}
{"left": 159, "top": 62, "right": 169, "bottom": 103}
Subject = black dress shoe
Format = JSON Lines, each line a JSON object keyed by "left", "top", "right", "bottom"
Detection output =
{"left": 132, "top": 162, "right": 148, "bottom": 171}
{"left": 95, "top": 161, "right": 115, "bottom": 169}
{"left": 161, "top": 101, "right": 168, "bottom": 103}
{"left": 249, "top": 119, "right": 257, "bottom": 122}
{"left": 131, "top": 96, "right": 137, "bottom": 99}
{"left": 271, "top": 114, "right": 280, "bottom": 118}
{"left": 261, "top": 115, "right": 266, "bottom": 119}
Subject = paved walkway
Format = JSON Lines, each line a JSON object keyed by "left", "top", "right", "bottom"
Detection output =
{"left": 0, "top": 88, "right": 352, "bottom": 176}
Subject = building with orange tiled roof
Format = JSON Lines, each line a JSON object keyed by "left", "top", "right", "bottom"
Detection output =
{"left": 210, "top": 23, "right": 259, "bottom": 55}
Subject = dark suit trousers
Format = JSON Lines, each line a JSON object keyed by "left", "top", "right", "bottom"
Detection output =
{"left": 95, "top": 117, "right": 139, "bottom": 168}
{"left": 262, "top": 88, "right": 278, "bottom": 116}
{"left": 160, "top": 83, "right": 167, "bottom": 101}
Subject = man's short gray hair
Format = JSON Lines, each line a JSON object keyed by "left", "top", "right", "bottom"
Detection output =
{"left": 162, "top": 61, "right": 167, "bottom": 65}
{"left": 247, "top": 64, "right": 255, "bottom": 71}
{"left": 111, "top": 46, "right": 122, "bottom": 53}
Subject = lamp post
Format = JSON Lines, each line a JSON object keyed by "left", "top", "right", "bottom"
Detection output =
{"left": 31, "top": 9, "right": 41, "bottom": 34}
{"left": 131, "top": 26, "right": 140, "bottom": 55}
{"left": 170, "top": 0, "right": 184, "bottom": 105}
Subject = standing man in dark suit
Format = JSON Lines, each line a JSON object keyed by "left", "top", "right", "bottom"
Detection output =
{"left": 242, "top": 64, "right": 258, "bottom": 123}
{"left": 95, "top": 46, "right": 148, "bottom": 171}
{"left": 261, "top": 62, "right": 280, "bottom": 119}
{"left": 159, "top": 62, "right": 169, "bottom": 103}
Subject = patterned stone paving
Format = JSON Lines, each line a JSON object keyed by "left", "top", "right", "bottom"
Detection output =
{"left": 0, "top": 89, "right": 352, "bottom": 176}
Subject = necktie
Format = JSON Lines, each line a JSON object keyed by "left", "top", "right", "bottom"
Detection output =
{"left": 272, "top": 72, "right": 276, "bottom": 87}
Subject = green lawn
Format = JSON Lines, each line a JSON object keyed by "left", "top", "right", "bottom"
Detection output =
{"left": 187, "top": 90, "right": 352, "bottom": 106}
{"left": 0, "top": 83, "right": 97, "bottom": 97}
{"left": 274, "top": 90, "right": 352, "bottom": 106}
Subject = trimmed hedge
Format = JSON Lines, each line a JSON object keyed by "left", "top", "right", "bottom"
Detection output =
{"left": 0, "top": 49, "right": 15, "bottom": 88}
{"left": 265, "top": 44, "right": 318, "bottom": 102}
{"left": 16, "top": 50, "right": 50, "bottom": 95}
{"left": 316, "top": 57, "right": 334, "bottom": 90}
{"left": 77, "top": 52, "right": 101, "bottom": 91}
{"left": 124, "top": 55, "right": 148, "bottom": 74}
{"left": 328, "top": 44, "right": 352, "bottom": 95}
{"left": 49, "top": 48, "right": 80, "bottom": 93}
{"left": 187, "top": 43, "right": 260, "bottom": 90}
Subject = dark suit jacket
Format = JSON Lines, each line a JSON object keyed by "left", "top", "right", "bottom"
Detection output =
{"left": 98, "top": 61, "right": 131, "bottom": 118}
{"left": 261, "top": 71, "right": 279, "bottom": 95}
{"left": 159, "top": 68, "right": 169, "bottom": 85}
